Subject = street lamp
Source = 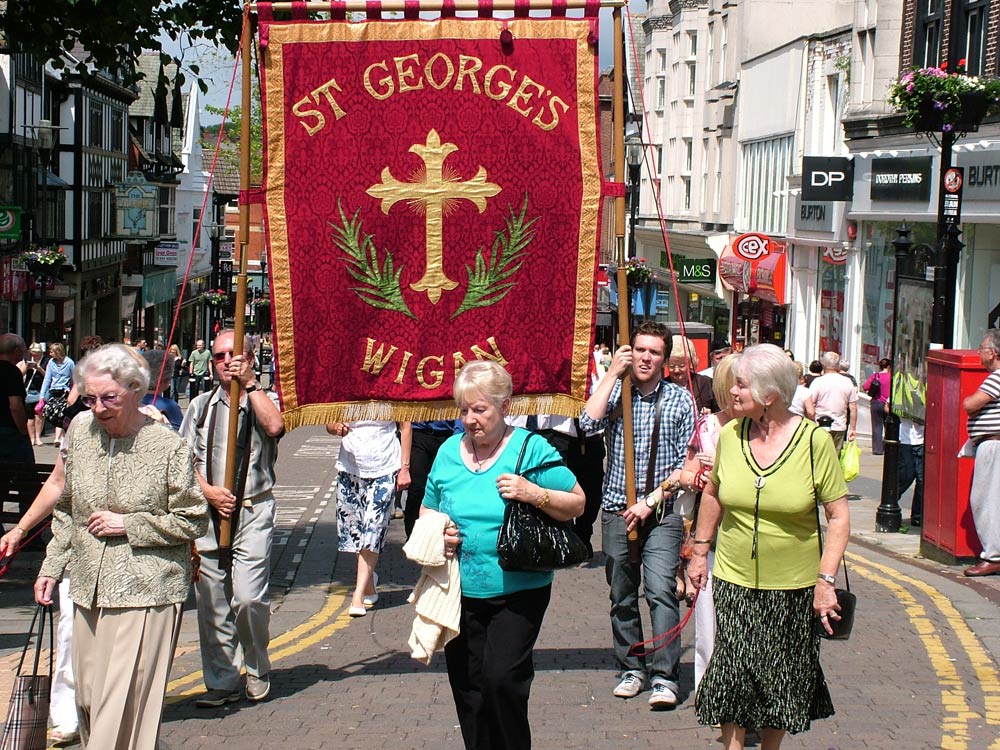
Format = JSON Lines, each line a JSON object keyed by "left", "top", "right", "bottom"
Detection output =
{"left": 876, "top": 223, "right": 910, "bottom": 533}
{"left": 34, "top": 120, "right": 55, "bottom": 344}
{"left": 625, "top": 131, "right": 643, "bottom": 261}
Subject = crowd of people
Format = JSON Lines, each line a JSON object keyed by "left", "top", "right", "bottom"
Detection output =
{"left": 20, "top": 324, "right": 979, "bottom": 750}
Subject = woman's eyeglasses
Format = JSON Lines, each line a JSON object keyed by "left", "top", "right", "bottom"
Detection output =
{"left": 81, "top": 393, "right": 124, "bottom": 408}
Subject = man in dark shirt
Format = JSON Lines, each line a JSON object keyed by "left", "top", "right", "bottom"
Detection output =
{"left": 0, "top": 333, "right": 34, "bottom": 464}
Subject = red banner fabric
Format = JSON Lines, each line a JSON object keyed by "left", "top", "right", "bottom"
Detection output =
{"left": 260, "top": 17, "right": 602, "bottom": 427}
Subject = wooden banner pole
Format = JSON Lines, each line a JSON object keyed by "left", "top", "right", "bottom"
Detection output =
{"left": 612, "top": 7, "right": 639, "bottom": 562}
{"left": 219, "top": 4, "right": 256, "bottom": 569}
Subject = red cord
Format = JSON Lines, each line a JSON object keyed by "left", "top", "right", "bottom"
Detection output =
{"left": 627, "top": 588, "right": 700, "bottom": 658}
{"left": 0, "top": 519, "right": 53, "bottom": 579}
{"left": 152, "top": 7, "right": 251, "bottom": 396}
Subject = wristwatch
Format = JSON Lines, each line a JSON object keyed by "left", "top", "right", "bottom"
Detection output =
{"left": 817, "top": 572, "right": 836, "bottom": 585}
{"left": 245, "top": 382, "right": 260, "bottom": 394}
{"left": 644, "top": 492, "right": 661, "bottom": 509}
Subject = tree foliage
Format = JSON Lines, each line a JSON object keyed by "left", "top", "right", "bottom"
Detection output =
{"left": 203, "top": 93, "right": 263, "bottom": 185}
{"left": 0, "top": 0, "right": 244, "bottom": 90}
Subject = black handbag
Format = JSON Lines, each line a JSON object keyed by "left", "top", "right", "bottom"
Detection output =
{"left": 496, "top": 433, "right": 588, "bottom": 572}
{"left": 810, "top": 427, "right": 856, "bottom": 640}
{"left": 41, "top": 394, "right": 67, "bottom": 428}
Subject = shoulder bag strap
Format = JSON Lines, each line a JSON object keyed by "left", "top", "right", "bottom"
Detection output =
{"left": 514, "top": 431, "right": 566, "bottom": 478}
{"left": 811, "top": 425, "right": 851, "bottom": 592}
{"left": 644, "top": 385, "right": 665, "bottom": 494}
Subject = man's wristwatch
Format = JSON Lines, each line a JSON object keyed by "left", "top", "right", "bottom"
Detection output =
{"left": 644, "top": 492, "right": 661, "bottom": 509}
{"left": 245, "top": 382, "right": 260, "bottom": 394}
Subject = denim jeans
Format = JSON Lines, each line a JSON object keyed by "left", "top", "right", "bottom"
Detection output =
{"left": 898, "top": 443, "right": 924, "bottom": 522}
{"left": 602, "top": 510, "right": 684, "bottom": 692}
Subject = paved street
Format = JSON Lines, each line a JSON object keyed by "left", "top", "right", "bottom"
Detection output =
{"left": 3, "top": 424, "right": 1000, "bottom": 749}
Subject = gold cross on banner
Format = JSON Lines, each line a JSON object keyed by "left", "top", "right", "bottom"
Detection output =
{"left": 367, "top": 129, "right": 501, "bottom": 304}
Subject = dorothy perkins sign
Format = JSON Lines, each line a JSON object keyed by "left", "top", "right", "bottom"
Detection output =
{"left": 870, "top": 156, "right": 932, "bottom": 201}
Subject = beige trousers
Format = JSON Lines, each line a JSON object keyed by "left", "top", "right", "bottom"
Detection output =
{"left": 73, "top": 602, "right": 183, "bottom": 750}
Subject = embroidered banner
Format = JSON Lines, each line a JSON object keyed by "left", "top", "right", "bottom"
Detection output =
{"left": 260, "top": 17, "right": 601, "bottom": 427}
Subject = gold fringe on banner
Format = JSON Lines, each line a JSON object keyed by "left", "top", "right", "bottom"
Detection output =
{"left": 280, "top": 393, "right": 588, "bottom": 431}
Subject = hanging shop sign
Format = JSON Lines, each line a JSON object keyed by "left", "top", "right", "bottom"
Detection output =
{"left": 795, "top": 197, "right": 834, "bottom": 232}
{"left": 719, "top": 233, "right": 787, "bottom": 305}
{"left": 114, "top": 171, "right": 158, "bottom": 238}
{"left": 802, "top": 156, "right": 854, "bottom": 201}
{"left": 154, "top": 240, "right": 179, "bottom": 266}
{"left": 870, "top": 157, "right": 932, "bottom": 202}
{"left": 0, "top": 206, "right": 22, "bottom": 239}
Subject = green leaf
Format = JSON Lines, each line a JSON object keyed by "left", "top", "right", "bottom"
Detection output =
{"left": 330, "top": 202, "right": 416, "bottom": 320}
{"left": 452, "top": 195, "right": 536, "bottom": 318}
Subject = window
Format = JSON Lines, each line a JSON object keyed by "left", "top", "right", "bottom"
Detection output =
{"left": 158, "top": 186, "right": 175, "bottom": 235}
{"left": 682, "top": 177, "right": 692, "bottom": 211}
{"left": 954, "top": 0, "right": 989, "bottom": 75}
{"left": 87, "top": 191, "right": 103, "bottom": 238}
{"left": 714, "top": 136, "right": 723, "bottom": 214}
{"left": 683, "top": 138, "right": 693, "bottom": 172}
{"left": 914, "top": 0, "right": 943, "bottom": 69}
{"left": 110, "top": 109, "right": 125, "bottom": 152}
{"left": 707, "top": 22, "right": 715, "bottom": 85}
{"left": 720, "top": 16, "right": 729, "bottom": 81}
{"left": 89, "top": 101, "right": 103, "bottom": 148}
{"left": 658, "top": 49, "right": 667, "bottom": 72}
{"left": 687, "top": 63, "right": 697, "bottom": 97}
{"left": 688, "top": 31, "right": 698, "bottom": 57}
{"left": 656, "top": 145, "right": 664, "bottom": 174}
{"left": 657, "top": 78, "right": 666, "bottom": 109}
{"left": 193, "top": 207, "right": 202, "bottom": 249}
{"left": 739, "top": 135, "right": 794, "bottom": 235}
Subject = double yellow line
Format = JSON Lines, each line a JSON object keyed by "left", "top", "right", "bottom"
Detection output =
{"left": 165, "top": 583, "right": 354, "bottom": 704}
{"left": 847, "top": 551, "right": 1000, "bottom": 750}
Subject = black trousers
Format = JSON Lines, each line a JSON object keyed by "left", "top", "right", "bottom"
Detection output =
{"left": 445, "top": 584, "right": 551, "bottom": 750}
{"left": 403, "top": 429, "right": 451, "bottom": 537}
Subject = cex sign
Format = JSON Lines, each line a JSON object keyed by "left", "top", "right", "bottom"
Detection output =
{"left": 802, "top": 156, "right": 854, "bottom": 202}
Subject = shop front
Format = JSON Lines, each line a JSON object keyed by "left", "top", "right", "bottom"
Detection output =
{"left": 849, "top": 148, "right": 1000, "bottom": 385}
{"left": 718, "top": 232, "right": 789, "bottom": 350}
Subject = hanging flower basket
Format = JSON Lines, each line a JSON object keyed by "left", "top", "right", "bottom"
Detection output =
{"left": 201, "top": 289, "right": 229, "bottom": 306}
{"left": 18, "top": 244, "right": 66, "bottom": 278}
{"left": 625, "top": 257, "right": 655, "bottom": 291}
{"left": 252, "top": 297, "right": 271, "bottom": 308}
{"left": 888, "top": 62, "right": 1000, "bottom": 132}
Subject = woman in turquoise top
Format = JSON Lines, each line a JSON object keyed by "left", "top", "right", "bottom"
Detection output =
{"left": 423, "top": 360, "right": 584, "bottom": 750}
{"left": 40, "top": 342, "right": 75, "bottom": 447}
{"left": 688, "top": 344, "right": 850, "bottom": 750}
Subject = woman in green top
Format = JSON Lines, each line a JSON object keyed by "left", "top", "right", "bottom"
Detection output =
{"left": 423, "top": 360, "right": 584, "bottom": 750}
{"left": 687, "top": 344, "right": 850, "bottom": 750}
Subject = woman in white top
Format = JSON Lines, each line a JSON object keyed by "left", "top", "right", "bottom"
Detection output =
{"left": 789, "top": 361, "right": 816, "bottom": 420}
{"left": 327, "top": 420, "right": 411, "bottom": 616}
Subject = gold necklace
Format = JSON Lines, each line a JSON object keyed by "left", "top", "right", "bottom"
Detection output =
{"left": 471, "top": 427, "right": 507, "bottom": 472}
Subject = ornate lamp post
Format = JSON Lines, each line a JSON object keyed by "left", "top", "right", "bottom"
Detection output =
{"left": 876, "top": 223, "right": 911, "bottom": 532}
{"left": 625, "top": 131, "right": 643, "bottom": 262}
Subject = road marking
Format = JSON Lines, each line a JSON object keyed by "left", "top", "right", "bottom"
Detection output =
{"left": 165, "top": 583, "right": 352, "bottom": 703}
{"left": 848, "top": 551, "right": 1000, "bottom": 749}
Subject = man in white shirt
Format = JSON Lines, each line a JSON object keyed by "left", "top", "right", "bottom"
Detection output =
{"left": 809, "top": 351, "right": 857, "bottom": 454}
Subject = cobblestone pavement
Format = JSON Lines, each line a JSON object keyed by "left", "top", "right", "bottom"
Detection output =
{"left": 3, "top": 427, "right": 1000, "bottom": 749}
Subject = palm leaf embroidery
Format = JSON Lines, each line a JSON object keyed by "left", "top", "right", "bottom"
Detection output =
{"left": 452, "top": 196, "right": 537, "bottom": 319}
{"left": 330, "top": 201, "right": 416, "bottom": 320}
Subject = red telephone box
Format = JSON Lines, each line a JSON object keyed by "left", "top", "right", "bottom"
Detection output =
{"left": 921, "top": 349, "right": 987, "bottom": 563}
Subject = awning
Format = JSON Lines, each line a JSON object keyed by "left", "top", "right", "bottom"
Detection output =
{"left": 36, "top": 167, "right": 68, "bottom": 188}
{"left": 719, "top": 233, "right": 788, "bottom": 305}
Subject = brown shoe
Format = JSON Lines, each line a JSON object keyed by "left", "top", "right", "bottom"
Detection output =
{"left": 964, "top": 560, "right": 1000, "bottom": 577}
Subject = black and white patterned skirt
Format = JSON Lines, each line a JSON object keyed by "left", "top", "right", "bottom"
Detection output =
{"left": 695, "top": 578, "right": 834, "bottom": 734}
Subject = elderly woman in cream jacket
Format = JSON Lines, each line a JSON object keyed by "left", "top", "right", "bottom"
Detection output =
{"left": 35, "top": 344, "right": 208, "bottom": 750}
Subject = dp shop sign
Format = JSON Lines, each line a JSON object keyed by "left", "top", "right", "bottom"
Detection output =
{"left": 870, "top": 157, "right": 932, "bottom": 202}
{"left": 802, "top": 157, "right": 853, "bottom": 201}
